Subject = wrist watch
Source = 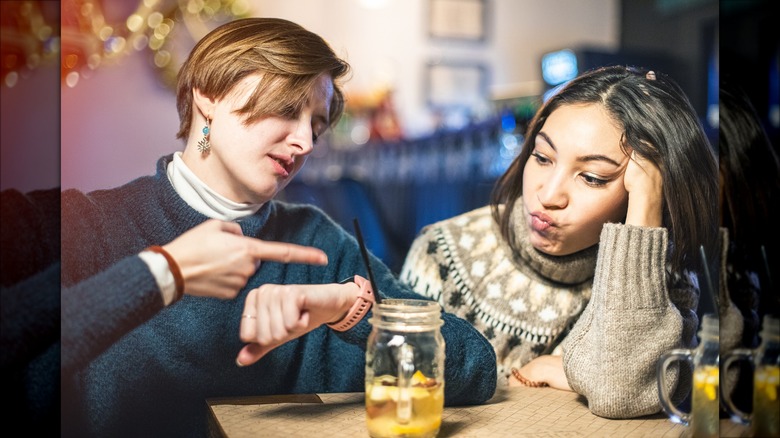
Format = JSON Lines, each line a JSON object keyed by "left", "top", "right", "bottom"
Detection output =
{"left": 327, "top": 274, "right": 376, "bottom": 331}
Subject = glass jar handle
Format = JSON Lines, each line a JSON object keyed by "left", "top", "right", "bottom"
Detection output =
{"left": 720, "top": 348, "right": 753, "bottom": 424}
{"left": 657, "top": 349, "right": 693, "bottom": 426}
{"left": 396, "top": 343, "right": 414, "bottom": 424}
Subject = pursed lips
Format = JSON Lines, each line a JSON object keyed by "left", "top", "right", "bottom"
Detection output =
{"left": 530, "top": 211, "right": 556, "bottom": 233}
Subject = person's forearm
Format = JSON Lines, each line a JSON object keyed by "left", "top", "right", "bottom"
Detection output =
{"left": 62, "top": 257, "right": 164, "bottom": 374}
{"left": 1, "top": 262, "right": 60, "bottom": 371}
{"left": 562, "top": 224, "right": 689, "bottom": 418}
{"left": 624, "top": 195, "right": 663, "bottom": 227}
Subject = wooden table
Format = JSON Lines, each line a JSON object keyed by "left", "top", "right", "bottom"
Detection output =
{"left": 207, "top": 386, "right": 752, "bottom": 437}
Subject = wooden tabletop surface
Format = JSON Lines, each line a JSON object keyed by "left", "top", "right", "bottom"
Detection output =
{"left": 207, "top": 386, "right": 752, "bottom": 437}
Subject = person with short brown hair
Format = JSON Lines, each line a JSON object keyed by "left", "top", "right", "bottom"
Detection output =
{"left": 62, "top": 18, "right": 496, "bottom": 437}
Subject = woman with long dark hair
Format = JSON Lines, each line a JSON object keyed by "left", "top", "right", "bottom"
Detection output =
{"left": 401, "top": 65, "right": 719, "bottom": 418}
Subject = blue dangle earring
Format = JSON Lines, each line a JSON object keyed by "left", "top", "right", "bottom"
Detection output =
{"left": 197, "top": 117, "right": 211, "bottom": 154}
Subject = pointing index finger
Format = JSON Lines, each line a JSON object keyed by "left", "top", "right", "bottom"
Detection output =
{"left": 251, "top": 240, "right": 328, "bottom": 265}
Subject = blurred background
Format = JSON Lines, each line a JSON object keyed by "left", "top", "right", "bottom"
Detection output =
{"left": 3, "top": 0, "right": 777, "bottom": 275}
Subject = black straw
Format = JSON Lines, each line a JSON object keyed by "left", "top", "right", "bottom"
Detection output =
{"left": 353, "top": 218, "right": 381, "bottom": 304}
{"left": 699, "top": 245, "right": 718, "bottom": 314}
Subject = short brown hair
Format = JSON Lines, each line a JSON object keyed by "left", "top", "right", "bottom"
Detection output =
{"left": 176, "top": 17, "right": 351, "bottom": 140}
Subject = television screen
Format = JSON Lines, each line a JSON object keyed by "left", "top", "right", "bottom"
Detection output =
{"left": 541, "top": 49, "right": 578, "bottom": 86}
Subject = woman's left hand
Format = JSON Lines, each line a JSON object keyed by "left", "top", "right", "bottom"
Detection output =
{"left": 623, "top": 150, "right": 664, "bottom": 227}
{"left": 235, "top": 281, "right": 358, "bottom": 367}
{"left": 509, "top": 355, "right": 572, "bottom": 391}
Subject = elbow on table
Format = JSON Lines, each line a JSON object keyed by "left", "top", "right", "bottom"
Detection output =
{"left": 443, "top": 355, "right": 497, "bottom": 406}
{"left": 444, "top": 375, "right": 497, "bottom": 406}
{"left": 585, "top": 391, "right": 663, "bottom": 419}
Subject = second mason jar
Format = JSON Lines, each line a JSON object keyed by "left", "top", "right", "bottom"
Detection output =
{"left": 657, "top": 313, "right": 720, "bottom": 438}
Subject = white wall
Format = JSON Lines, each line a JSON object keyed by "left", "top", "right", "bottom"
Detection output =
{"left": 61, "top": 0, "right": 618, "bottom": 192}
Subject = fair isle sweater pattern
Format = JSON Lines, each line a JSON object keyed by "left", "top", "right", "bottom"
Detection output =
{"left": 433, "top": 225, "right": 583, "bottom": 347}
{"left": 401, "top": 205, "right": 595, "bottom": 381}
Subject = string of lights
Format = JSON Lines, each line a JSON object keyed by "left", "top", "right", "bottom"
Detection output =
{"left": 0, "top": 1, "right": 59, "bottom": 88}
{"left": 1, "top": 0, "right": 250, "bottom": 89}
{"left": 61, "top": 0, "right": 250, "bottom": 88}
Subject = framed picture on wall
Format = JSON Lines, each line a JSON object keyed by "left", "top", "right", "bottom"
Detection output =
{"left": 428, "top": 0, "right": 486, "bottom": 42}
{"left": 425, "top": 61, "right": 488, "bottom": 109}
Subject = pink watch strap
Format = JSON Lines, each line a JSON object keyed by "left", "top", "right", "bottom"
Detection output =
{"left": 327, "top": 274, "right": 376, "bottom": 332}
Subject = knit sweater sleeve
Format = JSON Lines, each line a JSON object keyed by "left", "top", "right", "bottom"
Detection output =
{"left": 561, "top": 223, "right": 698, "bottom": 418}
{"left": 0, "top": 188, "right": 61, "bottom": 372}
{"left": 61, "top": 256, "right": 165, "bottom": 374}
{"left": 60, "top": 187, "right": 167, "bottom": 375}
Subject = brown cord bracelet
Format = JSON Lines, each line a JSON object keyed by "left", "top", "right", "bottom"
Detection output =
{"left": 145, "top": 245, "right": 184, "bottom": 302}
{"left": 511, "top": 367, "right": 548, "bottom": 388}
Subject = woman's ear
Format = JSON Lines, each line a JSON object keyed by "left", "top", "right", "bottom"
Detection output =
{"left": 192, "top": 88, "right": 216, "bottom": 121}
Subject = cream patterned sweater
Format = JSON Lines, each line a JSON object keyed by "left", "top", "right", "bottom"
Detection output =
{"left": 400, "top": 202, "right": 699, "bottom": 418}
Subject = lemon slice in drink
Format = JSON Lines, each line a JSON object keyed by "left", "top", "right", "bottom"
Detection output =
{"left": 411, "top": 370, "right": 428, "bottom": 386}
{"left": 368, "top": 384, "right": 389, "bottom": 402}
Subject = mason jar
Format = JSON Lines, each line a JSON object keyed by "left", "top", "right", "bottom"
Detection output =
{"left": 657, "top": 313, "right": 720, "bottom": 437}
{"left": 721, "top": 315, "right": 780, "bottom": 438}
{"left": 365, "top": 299, "right": 445, "bottom": 438}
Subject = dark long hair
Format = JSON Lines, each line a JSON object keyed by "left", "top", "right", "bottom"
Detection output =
{"left": 491, "top": 65, "right": 718, "bottom": 276}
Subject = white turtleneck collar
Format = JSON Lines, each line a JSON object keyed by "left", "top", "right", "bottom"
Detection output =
{"left": 166, "top": 151, "right": 262, "bottom": 221}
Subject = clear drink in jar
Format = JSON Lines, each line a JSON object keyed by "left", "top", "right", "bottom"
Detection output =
{"left": 366, "top": 371, "right": 444, "bottom": 438}
{"left": 752, "top": 365, "right": 780, "bottom": 437}
{"left": 690, "top": 364, "right": 719, "bottom": 438}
